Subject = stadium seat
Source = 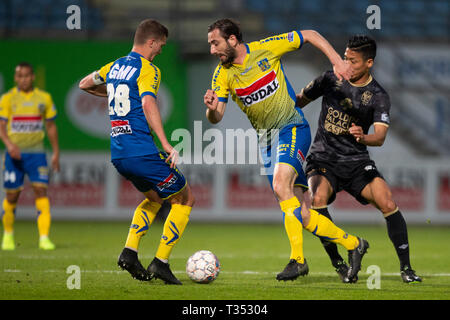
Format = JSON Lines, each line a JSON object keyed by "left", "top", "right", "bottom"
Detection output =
{"left": 265, "top": 17, "right": 285, "bottom": 34}
{"left": 246, "top": 0, "right": 269, "bottom": 13}
{"left": 298, "top": 0, "right": 323, "bottom": 15}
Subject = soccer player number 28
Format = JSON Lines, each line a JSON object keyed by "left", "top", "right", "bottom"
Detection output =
{"left": 107, "top": 83, "right": 131, "bottom": 116}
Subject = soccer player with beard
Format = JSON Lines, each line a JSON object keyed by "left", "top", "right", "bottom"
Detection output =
{"left": 204, "top": 19, "right": 369, "bottom": 282}
{"left": 297, "top": 35, "right": 421, "bottom": 283}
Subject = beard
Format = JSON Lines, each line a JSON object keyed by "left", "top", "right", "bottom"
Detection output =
{"left": 221, "top": 42, "right": 237, "bottom": 66}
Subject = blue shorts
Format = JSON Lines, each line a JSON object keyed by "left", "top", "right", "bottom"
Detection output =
{"left": 111, "top": 152, "right": 187, "bottom": 200}
{"left": 3, "top": 152, "right": 49, "bottom": 190}
{"left": 260, "top": 122, "right": 311, "bottom": 190}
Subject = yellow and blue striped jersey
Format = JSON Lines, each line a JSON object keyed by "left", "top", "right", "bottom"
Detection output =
{"left": 211, "top": 31, "right": 307, "bottom": 132}
{"left": 0, "top": 87, "right": 57, "bottom": 151}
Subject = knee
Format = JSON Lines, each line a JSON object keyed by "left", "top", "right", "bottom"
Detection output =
{"left": 33, "top": 187, "right": 47, "bottom": 199}
{"left": 170, "top": 185, "right": 195, "bottom": 207}
{"left": 311, "top": 192, "right": 328, "bottom": 207}
{"left": 380, "top": 199, "right": 397, "bottom": 215}
{"left": 146, "top": 190, "right": 163, "bottom": 205}
{"left": 273, "top": 178, "right": 292, "bottom": 201}
{"left": 6, "top": 192, "right": 20, "bottom": 204}
{"left": 185, "top": 192, "right": 195, "bottom": 207}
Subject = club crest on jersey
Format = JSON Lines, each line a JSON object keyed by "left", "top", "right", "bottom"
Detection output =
{"left": 157, "top": 173, "right": 178, "bottom": 191}
{"left": 257, "top": 58, "right": 271, "bottom": 72}
{"left": 110, "top": 119, "right": 132, "bottom": 137}
{"left": 235, "top": 70, "right": 279, "bottom": 107}
{"left": 361, "top": 91, "right": 373, "bottom": 105}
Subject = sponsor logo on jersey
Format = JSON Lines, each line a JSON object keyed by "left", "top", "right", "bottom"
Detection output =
{"left": 287, "top": 32, "right": 294, "bottom": 42}
{"left": 235, "top": 70, "right": 279, "bottom": 107}
{"left": 157, "top": 173, "right": 178, "bottom": 191}
{"left": 110, "top": 119, "right": 132, "bottom": 137}
{"left": 381, "top": 112, "right": 390, "bottom": 123}
{"left": 297, "top": 149, "right": 305, "bottom": 164}
{"left": 10, "top": 115, "right": 43, "bottom": 133}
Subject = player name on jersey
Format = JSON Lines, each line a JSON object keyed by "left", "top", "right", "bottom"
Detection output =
{"left": 10, "top": 115, "right": 43, "bottom": 133}
{"left": 235, "top": 70, "right": 279, "bottom": 107}
{"left": 108, "top": 64, "right": 138, "bottom": 81}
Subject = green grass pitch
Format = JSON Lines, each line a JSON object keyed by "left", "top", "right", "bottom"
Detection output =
{"left": 1, "top": 220, "right": 449, "bottom": 301}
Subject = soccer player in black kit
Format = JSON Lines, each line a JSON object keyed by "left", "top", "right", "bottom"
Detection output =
{"left": 296, "top": 35, "right": 421, "bottom": 283}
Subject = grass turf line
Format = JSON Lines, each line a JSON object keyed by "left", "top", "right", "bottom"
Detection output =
{"left": 1, "top": 221, "right": 449, "bottom": 300}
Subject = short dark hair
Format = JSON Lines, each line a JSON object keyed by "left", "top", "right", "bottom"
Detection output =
{"left": 134, "top": 19, "right": 168, "bottom": 45}
{"left": 347, "top": 35, "right": 377, "bottom": 61}
{"left": 16, "top": 61, "right": 34, "bottom": 74}
{"left": 208, "top": 18, "right": 243, "bottom": 42}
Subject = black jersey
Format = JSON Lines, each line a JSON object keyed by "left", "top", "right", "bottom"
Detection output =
{"left": 302, "top": 70, "right": 391, "bottom": 163}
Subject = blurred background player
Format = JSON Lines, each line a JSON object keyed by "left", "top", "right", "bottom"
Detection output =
{"left": 204, "top": 18, "right": 369, "bottom": 282}
{"left": 297, "top": 35, "right": 422, "bottom": 283}
{"left": 79, "top": 19, "right": 195, "bottom": 285}
{"left": 0, "top": 62, "right": 59, "bottom": 251}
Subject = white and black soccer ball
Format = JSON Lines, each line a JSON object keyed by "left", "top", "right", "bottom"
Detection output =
{"left": 186, "top": 250, "right": 220, "bottom": 284}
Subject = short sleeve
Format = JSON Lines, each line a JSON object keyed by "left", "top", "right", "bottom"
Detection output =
{"left": 211, "top": 64, "right": 229, "bottom": 103}
{"left": 44, "top": 93, "right": 57, "bottom": 120}
{"left": 302, "top": 71, "right": 330, "bottom": 101}
{"left": 373, "top": 92, "right": 391, "bottom": 127}
{"left": 96, "top": 61, "right": 114, "bottom": 83}
{"left": 0, "top": 92, "right": 11, "bottom": 120}
{"left": 254, "top": 30, "right": 304, "bottom": 58}
{"left": 137, "top": 62, "right": 161, "bottom": 99}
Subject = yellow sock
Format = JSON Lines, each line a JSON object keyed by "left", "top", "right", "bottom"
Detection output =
{"left": 125, "top": 199, "right": 161, "bottom": 251}
{"left": 2, "top": 199, "right": 16, "bottom": 234}
{"left": 36, "top": 197, "right": 51, "bottom": 238}
{"left": 280, "top": 196, "right": 304, "bottom": 264}
{"left": 305, "top": 209, "right": 359, "bottom": 250}
{"left": 155, "top": 204, "right": 191, "bottom": 261}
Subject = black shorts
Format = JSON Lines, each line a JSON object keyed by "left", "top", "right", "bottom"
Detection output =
{"left": 305, "top": 158, "right": 384, "bottom": 205}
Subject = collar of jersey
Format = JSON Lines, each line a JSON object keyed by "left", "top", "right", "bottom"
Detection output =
{"left": 129, "top": 51, "right": 146, "bottom": 61}
{"left": 349, "top": 74, "right": 373, "bottom": 87}
{"left": 231, "top": 43, "right": 250, "bottom": 67}
{"left": 15, "top": 87, "right": 35, "bottom": 97}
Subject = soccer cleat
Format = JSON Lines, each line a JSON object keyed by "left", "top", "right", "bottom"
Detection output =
{"left": 401, "top": 267, "right": 422, "bottom": 284}
{"left": 2, "top": 233, "right": 15, "bottom": 250}
{"left": 276, "top": 259, "right": 309, "bottom": 281}
{"left": 147, "top": 257, "right": 182, "bottom": 285}
{"left": 347, "top": 237, "right": 369, "bottom": 283}
{"left": 39, "top": 237, "right": 55, "bottom": 250}
{"left": 332, "top": 259, "right": 354, "bottom": 283}
{"left": 117, "top": 248, "right": 152, "bottom": 281}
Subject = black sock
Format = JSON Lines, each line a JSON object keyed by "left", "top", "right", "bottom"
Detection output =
{"left": 385, "top": 210, "right": 411, "bottom": 270}
{"left": 315, "top": 207, "right": 344, "bottom": 265}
